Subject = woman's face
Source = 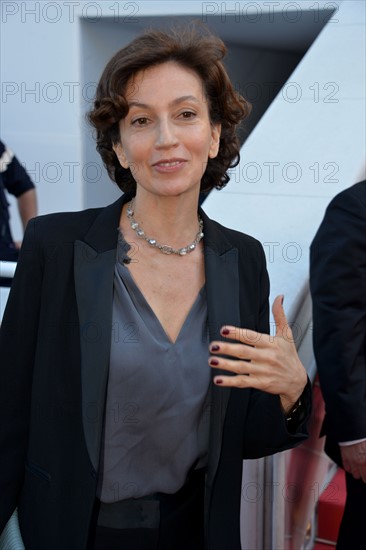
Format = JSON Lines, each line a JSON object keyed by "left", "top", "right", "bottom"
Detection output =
{"left": 113, "top": 61, "right": 221, "bottom": 200}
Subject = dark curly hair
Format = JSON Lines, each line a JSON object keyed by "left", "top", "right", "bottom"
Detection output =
{"left": 88, "top": 24, "right": 251, "bottom": 193}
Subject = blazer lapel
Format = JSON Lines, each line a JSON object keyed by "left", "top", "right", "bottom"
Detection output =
{"left": 74, "top": 195, "right": 126, "bottom": 471}
{"left": 201, "top": 210, "right": 242, "bottom": 484}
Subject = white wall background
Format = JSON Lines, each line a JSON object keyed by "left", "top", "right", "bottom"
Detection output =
{"left": 204, "top": 0, "right": 365, "bottom": 319}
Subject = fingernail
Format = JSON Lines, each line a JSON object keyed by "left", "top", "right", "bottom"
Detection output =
{"left": 281, "top": 295, "right": 285, "bottom": 305}
{"left": 215, "top": 378, "right": 223, "bottom": 385}
{"left": 210, "top": 344, "right": 220, "bottom": 352}
{"left": 221, "top": 328, "right": 230, "bottom": 336}
{"left": 210, "top": 358, "right": 219, "bottom": 366}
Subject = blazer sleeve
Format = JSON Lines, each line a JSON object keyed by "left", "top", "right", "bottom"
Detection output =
{"left": 0, "top": 218, "right": 42, "bottom": 530}
{"left": 243, "top": 244, "right": 311, "bottom": 459}
{"left": 310, "top": 185, "right": 366, "bottom": 443}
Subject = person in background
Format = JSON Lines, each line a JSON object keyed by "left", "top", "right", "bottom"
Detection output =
{"left": 0, "top": 140, "right": 37, "bottom": 285}
{"left": 0, "top": 26, "right": 310, "bottom": 550}
{"left": 310, "top": 180, "right": 366, "bottom": 549}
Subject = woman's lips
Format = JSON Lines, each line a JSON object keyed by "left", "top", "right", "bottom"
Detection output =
{"left": 152, "top": 159, "right": 186, "bottom": 173}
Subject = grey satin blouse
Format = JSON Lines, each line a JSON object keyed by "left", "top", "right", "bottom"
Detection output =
{"left": 99, "top": 235, "right": 211, "bottom": 503}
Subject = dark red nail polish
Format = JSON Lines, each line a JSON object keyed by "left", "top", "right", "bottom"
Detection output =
{"left": 215, "top": 378, "right": 223, "bottom": 385}
{"left": 211, "top": 344, "right": 220, "bottom": 352}
{"left": 210, "top": 359, "right": 219, "bottom": 366}
{"left": 222, "top": 328, "right": 230, "bottom": 336}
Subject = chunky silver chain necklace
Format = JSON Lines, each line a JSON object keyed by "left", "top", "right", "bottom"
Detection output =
{"left": 126, "top": 199, "right": 204, "bottom": 256}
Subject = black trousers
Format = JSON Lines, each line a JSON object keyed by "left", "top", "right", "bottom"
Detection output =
{"left": 336, "top": 472, "right": 366, "bottom": 549}
{"left": 89, "top": 469, "right": 205, "bottom": 550}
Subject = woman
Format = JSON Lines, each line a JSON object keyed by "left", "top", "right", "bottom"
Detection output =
{"left": 0, "top": 26, "right": 310, "bottom": 550}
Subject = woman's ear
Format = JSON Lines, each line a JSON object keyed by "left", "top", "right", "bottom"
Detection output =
{"left": 113, "top": 142, "right": 129, "bottom": 169}
{"left": 209, "top": 124, "right": 221, "bottom": 159}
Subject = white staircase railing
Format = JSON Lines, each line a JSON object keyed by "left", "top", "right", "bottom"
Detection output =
{"left": 0, "top": 261, "right": 17, "bottom": 321}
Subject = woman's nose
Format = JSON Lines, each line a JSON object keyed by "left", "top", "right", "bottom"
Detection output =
{"left": 155, "top": 119, "right": 178, "bottom": 148}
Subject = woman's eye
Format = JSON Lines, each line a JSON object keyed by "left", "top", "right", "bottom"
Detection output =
{"left": 132, "top": 117, "right": 148, "bottom": 126}
{"left": 180, "top": 111, "right": 196, "bottom": 119}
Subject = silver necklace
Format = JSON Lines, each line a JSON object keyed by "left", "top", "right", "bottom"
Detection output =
{"left": 126, "top": 199, "right": 204, "bottom": 256}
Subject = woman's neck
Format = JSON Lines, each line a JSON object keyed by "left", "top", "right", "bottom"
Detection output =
{"left": 125, "top": 190, "right": 202, "bottom": 247}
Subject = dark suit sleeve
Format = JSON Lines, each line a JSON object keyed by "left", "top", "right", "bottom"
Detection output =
{"left": 310, "top": 184, "right": 366, "bottom": 443}
{"left": 0, "top": 218, "right": 42, "bottom": 530}
{"left": 243, "top": 244, "right": 310, "bottom": 459}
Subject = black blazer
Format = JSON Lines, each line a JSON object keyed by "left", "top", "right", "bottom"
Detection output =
{"left": 310, "top": 180, "right": 366, "bottom": 465}
{"left": 0, "top": 193, "right": 310, "bottom": 550}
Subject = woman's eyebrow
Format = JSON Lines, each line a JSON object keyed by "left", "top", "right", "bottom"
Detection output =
{"left": 170, "top": 95, "right": 200, "bottom": 106}
{"left": 127, "top": 95, "right": 201, "bottom": 109}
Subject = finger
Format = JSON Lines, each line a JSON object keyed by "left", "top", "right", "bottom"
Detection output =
{"left": 213, "top": 374, "right": 254, "bottom": 389}
{"left": 209, "top": 341, "right": 258, "bottom": 360}
{"left": 219, "top": 326, "right": 269, "bottom": 349}
{"left": 272, "top": 294, "right": 293, "bottom": 341}
{"left": 209, "top": 356, "right": 252, "bottom": 375}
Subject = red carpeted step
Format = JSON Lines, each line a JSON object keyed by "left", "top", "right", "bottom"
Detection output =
{"left": 313, "top": 543, "right": 336, "bottom": 550}
{"left": 316, "top": 468, "right": 346, "bottom": 545}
